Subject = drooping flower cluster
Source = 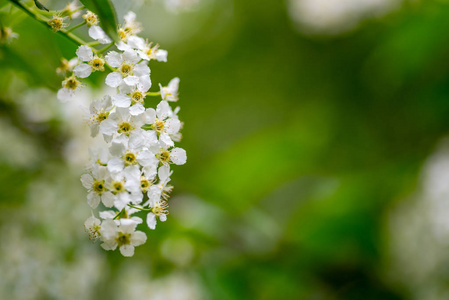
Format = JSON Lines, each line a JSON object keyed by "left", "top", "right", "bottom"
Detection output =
{"left": 55, "top": 10, "right": 186, "bottom": 256}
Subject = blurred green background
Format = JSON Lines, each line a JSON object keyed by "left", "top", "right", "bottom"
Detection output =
{"left": 2, "top": 0, "right": 449, "bottom": 299}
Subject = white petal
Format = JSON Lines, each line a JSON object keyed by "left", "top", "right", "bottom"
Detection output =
{"left": 134, "top": 62, "right": 150, "bottom": 77}
{"left": 146, "top": 213, "right": 157, "bottom": 230}
{"left": 80, "top": 174, "right": 94, "bottom": 189}
{"left": 159, "top": 132, "right": 174, "bottom": 147}
{"left": 89, "top": 25, "right": 111, "bottom": 44}
{"left": 165, "top": 118, "right": 181, "bottom": 134}
{"left": 74, "top": 63, "right": 92, "bottom": 78}
{"left": 109, "top": 142, "right": 125, "bottom": 157}
{"left": 156, "top": 49, "right": 168, "bottom": 62}
{"left": 159, "top": 214, "right": 167, "bottom": 222}
{"left": 87, "top": 192, "right": 100, "bottom": 208}
{"left": 116, "top": 41, "right": 132, "bottom": 52}
{"left": 127, "top": 36, "right": 145, "bottom": 50}
{"left": 99, "top": 119, "right": 118, "bottom": 136}
{"left": 129, "top": 103, "right": 145, "bottom": 116}
{"left": 101, "top": 191, "right": 115, "bottom": 207}
{"left": 124, "top": 11, "right": 136, "bottom": 23}
{"left": 105, "top": 72, "right": 123, "bottom": 87}
{"left": 137, "top": 150, "right": 157, "bottom": 167}
{"left": 158, "top": 165, "right": 171, "bottom": 182}
{"left": 100, "top": 210, "right": 116, "bottom": 219}
{"left": 156, "top": 101, "right": 171, "bottom": 120}
{"left": 123, "top": 50, "right": 140, "bottom": 64}
{"left": 76, "top": 45, "right": 93, "bottom": 61}
{"left": 170, "top": 147, "right": 187, "bottom": 165}
{"left": 159, "top": 83, "right": 166, "bottom": 100}
{"left": 124, "top": 75, "right": 140, "bottom": 86}
{"left": 145, "top": 108, "right": 156, "bottom": 123}
{"left": 90, "top": 124, "right": 99, "bottom": 137}
{"left": 113, "top": 94, "right": 131, "bottom": 108}
{"left": 138, "top": 75, "right": 152, "bottom": 92}
{"left": 57, "top": 88, "right": 75, "bottom": 102}
{"left": 105, "top": 51, "right": 122, "bottom": 67}
{"left": 108, "top": 157, "right": 125, "bottom": 173}
{"left": 128, "top": 129, "right": 146, "bottom": 150}
{"left": 168, "top": 77, "right": 180, "bottom": 91}
{"left": 131, "top": 231, "right": 147, "bottom": 246}
{"left": 119, "top": 244, "right": 135, "bottom": 257}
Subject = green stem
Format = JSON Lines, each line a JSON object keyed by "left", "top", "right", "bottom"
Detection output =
{"left": 128, "top": 204, "right": 152, "bottom": 211}
{"left": 8, "top": 0, "right": 88, "bottom": 46}
{"left": 8, "top": 0, "right": 114, "bottom": 72}
{"left": 87, "top": 41, "right": 101, "bottom": 47}
{"left": 147, "top": 91, "right": 161, "bottom": 96}
{"left": 97, "top": 42, "right": 114, "bottom": 54}
{"left": 112, "top": 209, "right": 125, "bottom": 220}
{"left": 66, "top": 20, "right": 86, "bottom": 33}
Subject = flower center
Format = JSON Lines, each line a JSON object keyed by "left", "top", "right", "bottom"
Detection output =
{"left": 152, "top": 201, "right": 168, "bottom": 216}
{"left": 118, "top": 28, "right": 128, "bottom": 41}
{"left": 64, "top": 75, "right": 81, "bottom": 90}
{"left": 140, "top": 178, "right": 150, "bottom": 191}
{"left": 157, "top": 150, "right": 170, "bottom": 163}
{"left": 116, "top": 232, "right": 131, "bottom": 246}
{"left": 112, "top": 181, "right": 124, "bottom": 193}
{"left": 124, "top": 152, "right": 136, "bottom": 164}
{"left": 90, "top": 57, "right": 105, "bottom": 71}
{"left": 96, "top": 111, "right": 109, "bottom": 122}
{"left": 93, "top": 180, "right": 105, "bottom": 194}
{"left": 120, "top": 64, "right": 133, "bottom": 77}
{"left": 118, "top": 122, "right": 133, "bottom": 134}
{"left": 131, "top": 91, "right": 144, "bottom": 104}
{"left": 153, "top": 119, "right": 165, "bottom": 133}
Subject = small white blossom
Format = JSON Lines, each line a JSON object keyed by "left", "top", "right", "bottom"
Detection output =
{"left": 57, "top": 75, "right": 82, "bottom": 102}
{"left": 80, "top": 165, "right": 114, "bottom": 208}
{"left": 105, "top": 50, "right": 150, "bottom": 88}
{"left": 74, "top": 45, "right": 105, "bottom": 78}
{"left": 159, "top": 77, "right": 180, "bottom": 101}
{"left": 87, "top": 95, "right": 113, "bottom": 137}
{"left": 100, "top": 219, "right": 147, "bottom": 257}
{"left": 84, "top": 215, "right": 101, "bottom": 241}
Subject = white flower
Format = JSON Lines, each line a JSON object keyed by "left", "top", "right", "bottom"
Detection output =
{"left": 118, "top": 11, "right": 142, "bottom": 41}
{"left": 57, "top": 75, "right": 82, "bottom": 102}
{"left": 80, "top": 165, "right": 115, "bottom": 208}
{"left": 100, "top": 219, "right": 147, "bottom": 257}
{"left": 105, "top": 50, "right": 150, "bottom": 88}
{"left": 105, "top": 168, "right": 142, "bottom": 210}
{"left": 123, "top": 36, "right": 168, "bottom": 62}
{"left": 84, "top": 215, "right": 101, "bottom": 241}
{"left": 107, "top": 138, "right": 158, "bottom": 173}
{"left": 154, "top": 146, "right": 187, "bottom": 165}
{"left": 112, "top": 78, "right": 152, "bottom": 116}
{"left": 145, "top": 165, "right": 173, "bottom": 205}
{"left": 56, "top": 57, "right": 78, "bottom": 75}
{"left": 88, "top": 25, "right": 112, "bottom": 44}
{"left": 99, "top": 107, "right": 154, "bottom": 142}
{"left": 74, "top": 45, "right": 105, "bottom": 78}
{"left": 146, "top": 200, "right": 168, "bottom": 230}
{"left": 88, "top": 146, "right": 110, "bottom": 168}
{"left": 145, "top": 101, "right": 181, "bottom": 147}
{"left": 87, "top": 95, "right": 113, "bottom": 137}
{"left": 159, "top": 77, "right": 180, "bottom": 101}
{"left": 83, "top": 10, "right": 99, "bottom": 27}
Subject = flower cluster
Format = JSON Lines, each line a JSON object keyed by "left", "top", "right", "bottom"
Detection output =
{"left": 55, "top": 10, "right": 186, "bottom": 256}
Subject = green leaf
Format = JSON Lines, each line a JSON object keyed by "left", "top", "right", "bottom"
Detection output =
{"left": 141, "top": 124, "right": 152, "bottom": 130}
{"left": 33, "top": 0, "right": 48, "bottom": 11}
{"left": 79, "top": 0, "right": 118, "bottom": 42}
